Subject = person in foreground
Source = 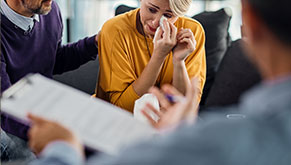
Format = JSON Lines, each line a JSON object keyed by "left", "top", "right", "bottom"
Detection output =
{"left": 28, "top": 0, "right": 291, "bottom": 164}
{"left": 0, "top": 0, "right": 98, "bottom": 162}
{"left": 95, "top": 0, "right": 206, "bottom": 112}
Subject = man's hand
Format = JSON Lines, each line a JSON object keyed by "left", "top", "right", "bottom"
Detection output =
{"left": 142, "top": 78, "right": 200, "bottom": 130}
{"left": 27, "top": 113, "right": 84, "bottom": 156}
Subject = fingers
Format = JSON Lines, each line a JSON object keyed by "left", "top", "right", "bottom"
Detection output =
{"left": 177, "top": 29, "right": 196, "bottom": 46}
{"left": 169, "top": 23, "right": 177, "bottom": 41}
{"left": 28, "top": 124, "right": 41, "bottom": 154}
{"left": 142, "top": 103, "right": 163, "bottom": 128}
{"left": 28, "top": 125, "right": 36, "bottom": 141}
{"left": 179, "top": 38, "right": 192, "bottom": 44}
{"left": 180, "top": 38, "right": 195, "bottom": 47}
{"left": 162, "top": 19, "right": 171, "bottom": 39}
{"left": 177, "top": 28, "right": 194, "bottom": 40}
{"left": 159, "top": 106, "right": 168, "bottom": 113}
{"left": 161, "top": 20, "right": 177, "bottom": 43}
{"left": 147, "top": 103, "right": 163, "bottom": 117}
{"left": 142, "top": 110, "right": 157, "bottom": 128}
{"left": 28, "top": 113, "right": 48, "bottom": 125}
{"left": 161, "top": 84, "right": 183, "bottom": 97}
{"left": 177, "top": 33, "right": 193, "bottom": 41}
{"left": 141, "top": 108, "right": 157, "bottom": 128}
{"left": 149, "top": 87, "right": 171, "bottom": 109}
{"left": 153, "top": 27, "right": 163, "bottom": 42}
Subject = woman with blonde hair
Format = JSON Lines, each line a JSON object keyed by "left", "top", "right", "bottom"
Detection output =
{"left": 96, "top": 0, "right": 206, "bottom": 112}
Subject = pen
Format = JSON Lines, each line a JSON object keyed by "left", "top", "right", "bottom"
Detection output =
{"left": 165, "top": 94, "right": 185, "bottom": 103}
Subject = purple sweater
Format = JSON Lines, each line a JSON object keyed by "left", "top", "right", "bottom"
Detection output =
{"left": 1, "top": 2, "right": 98, "bottom": 139}
{"left": 1, "top": 1, "right": 98, "bottom": 92}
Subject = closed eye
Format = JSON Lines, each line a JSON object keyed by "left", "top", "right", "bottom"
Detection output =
{"left": 149, "top": 7, "right": 157, "bottom": 13}
{"left": 163, "top": 13, "right": 173, "bottom": 18}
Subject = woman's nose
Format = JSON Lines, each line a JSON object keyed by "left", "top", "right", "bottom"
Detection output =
{"left": 152, "top": 15, "right": 162, "bottom": 28}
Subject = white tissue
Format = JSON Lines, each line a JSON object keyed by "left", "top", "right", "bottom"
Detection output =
{"left": 159, "top": 15, "right": 167, "bottom": 31}
{"left": 134, "top": 94, "right": 160, "bottom": 124}
{"left": 153, "top": 27, "right": 160, "bottom": 43}
{"left": 153, "top": 16, "right": 167, "bottom": 43}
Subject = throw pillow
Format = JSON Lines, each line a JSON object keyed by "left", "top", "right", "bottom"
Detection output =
{"left": 193, "top": 8, "right": 232, "bottom": 105}
{"left": 203, "top": 39, "right": 261, "bottom": 109}
{"left": 115, "top": 5, "right": 136, "bottom": 16}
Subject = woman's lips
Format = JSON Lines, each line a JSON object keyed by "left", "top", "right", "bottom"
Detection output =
{"left": 148, "top": 26, "right": 156, "bottom": 32}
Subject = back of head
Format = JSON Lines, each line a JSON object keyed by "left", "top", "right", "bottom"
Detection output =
{"left": 169, "top": 0, "right": 191, "bottom": 16}
{"left": 246, "top": 0, "right": 291, "bottom": 45}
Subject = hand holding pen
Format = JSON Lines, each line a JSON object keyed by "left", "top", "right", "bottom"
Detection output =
{"left": 142, "top": 77, "right": 200, "bottom": 131}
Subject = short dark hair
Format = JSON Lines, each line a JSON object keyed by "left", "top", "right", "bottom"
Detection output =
{"left": 246, "top": 0, "right": 291, "bottom": 44}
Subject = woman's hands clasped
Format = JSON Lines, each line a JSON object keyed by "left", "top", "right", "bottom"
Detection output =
{"left": 152, "top": 19, "right": 197, "bottom": 62}
{"left": 152, "top": 19, "right": 177, "bottom": 60}
{"left": 173, "top": 28, "right": 197, "bottom": 62}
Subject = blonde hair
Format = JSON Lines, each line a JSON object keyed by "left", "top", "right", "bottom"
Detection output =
{"left": 169, "top": 0, "right": 192, "bottom": 16}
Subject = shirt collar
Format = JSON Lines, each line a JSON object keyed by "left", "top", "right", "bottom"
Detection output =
{"left": 0, "top": 0, "right": 39, "bottom": 31}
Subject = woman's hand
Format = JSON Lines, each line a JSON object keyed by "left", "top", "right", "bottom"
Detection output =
{"left": 142, "top": 78, "right": 200, "bottom": 131}
{"left": 172, "top": 28, "right": 197, "bottom": 62}
{"left": 152, "top": 19, "right": 177, "bottom": 60}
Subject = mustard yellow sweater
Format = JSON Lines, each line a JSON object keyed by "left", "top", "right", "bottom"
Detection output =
{"left": 97, "top": 8, "right": 206, "bottom": 112}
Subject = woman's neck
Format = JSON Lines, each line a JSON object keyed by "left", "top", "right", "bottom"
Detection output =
{"left": 136, "top": 11, "right": 145, "bottom": 36}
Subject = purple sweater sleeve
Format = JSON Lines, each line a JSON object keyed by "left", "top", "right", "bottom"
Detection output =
{"left": 52, "top": 2, "right": 98, "bottom": 75}
{"left": 53, "top": 35, "right": 98, "bottom": 75}
{"left": 1, "top": 56, "right": 12, "bottom": 92}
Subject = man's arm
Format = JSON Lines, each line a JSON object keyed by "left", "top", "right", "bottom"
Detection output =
{"left": 53, "top": 35, "right": 98, "bottom": 75}
{"left": 52, "top": 2, "right": 98, "bottom": 75}
{"left": 1, "top": 55, "right": 12, "bottom": 93}
{"left": 30, "top": 141, "right": 83, "bottom": 165}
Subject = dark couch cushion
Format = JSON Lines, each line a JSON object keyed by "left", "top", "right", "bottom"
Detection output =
{"left": 203, "top": 39, "right": 261, "bottom": 109}
{"left": 53, "top": 57, "right": 99, "bottom": 95}
{"left": 115, "top": 5, "right": 136, "bottom": 16}
{"left": 192, "top": 8, "right": 232, "bottom": 105}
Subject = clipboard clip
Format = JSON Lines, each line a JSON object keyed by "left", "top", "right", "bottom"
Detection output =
{"left": 2, "top": 74, "right": 33, "bottom": 100}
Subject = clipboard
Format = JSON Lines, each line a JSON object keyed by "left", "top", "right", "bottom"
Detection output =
{"left": 1, "top": 74, "right": 156, "bottom": 155}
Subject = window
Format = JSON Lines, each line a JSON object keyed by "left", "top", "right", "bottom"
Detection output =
{"left": 56, "top": 0, "right": 242, "bottom": 43}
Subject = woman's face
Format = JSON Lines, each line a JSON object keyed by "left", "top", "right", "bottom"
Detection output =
{"left": 139, "top": 0, "right": 178, "bottom": 37}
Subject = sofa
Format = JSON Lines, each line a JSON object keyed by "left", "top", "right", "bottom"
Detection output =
{"left": 53, "top": 5, "right": 261, "bottom": 112}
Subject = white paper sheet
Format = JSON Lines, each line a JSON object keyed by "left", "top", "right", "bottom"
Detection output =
{"left": 1, "top": 74, "right": 156, "bottom": 155}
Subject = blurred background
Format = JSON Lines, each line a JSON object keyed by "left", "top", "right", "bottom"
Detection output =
{"left": 54, "top": 0, "right": 242, "bottom": 44}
